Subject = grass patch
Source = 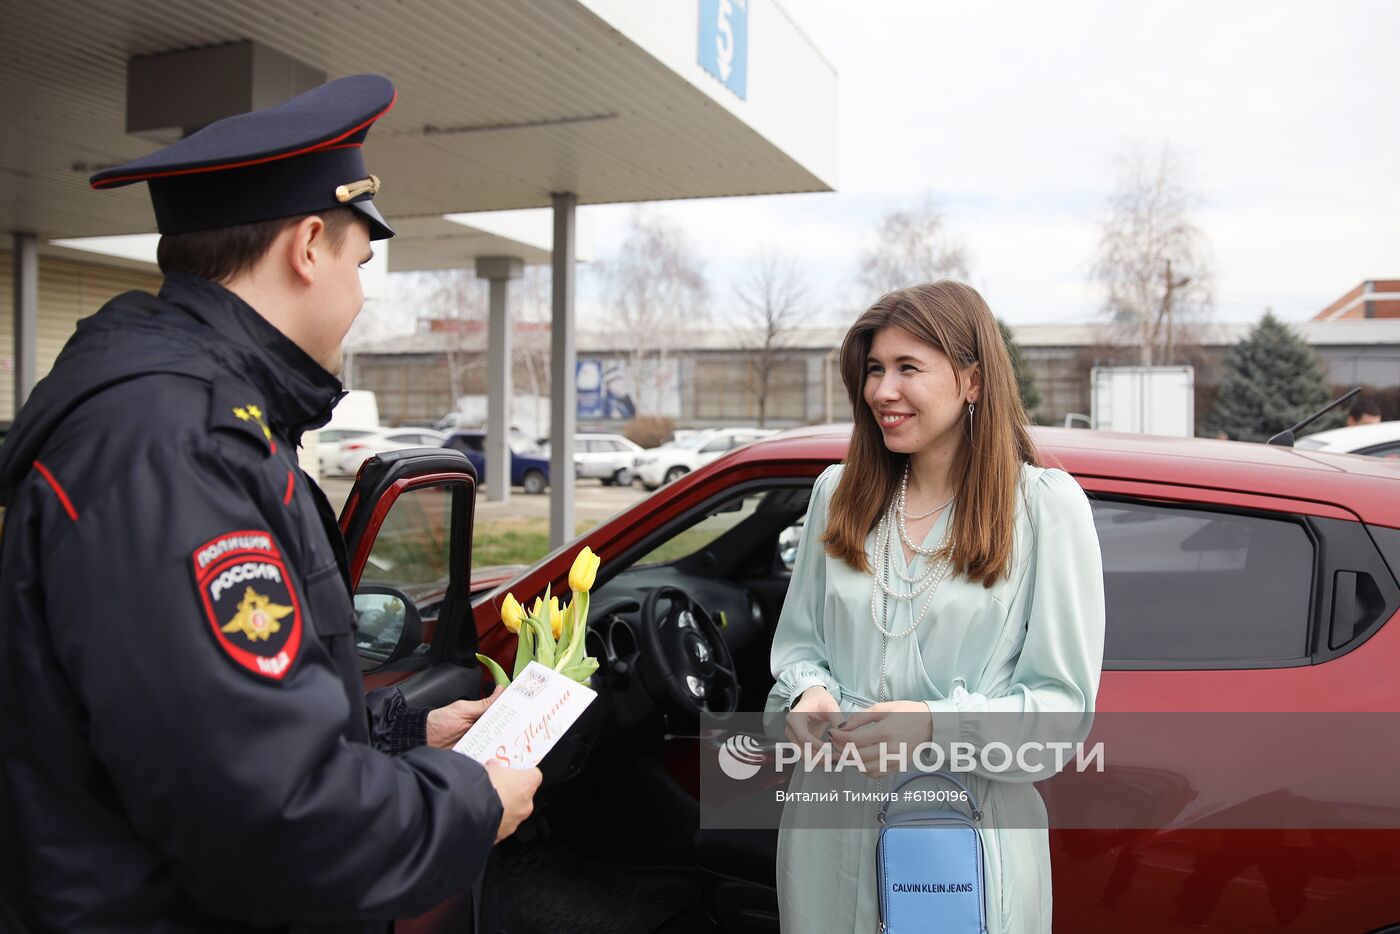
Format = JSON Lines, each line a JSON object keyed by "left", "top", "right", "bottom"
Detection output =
{"left": 473, "top": 518, "right": 598, "bottom": 566}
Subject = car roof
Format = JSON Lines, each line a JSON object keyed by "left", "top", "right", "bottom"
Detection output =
{"left": 728, "top": 423, "right": 1400, "bottom": 527}
{"left": 1294, "top": 420, "right": 1400, "bottom": 451}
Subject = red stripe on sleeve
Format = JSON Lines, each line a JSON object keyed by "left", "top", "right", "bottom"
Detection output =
{"left": 32, "top": 461, "right": 79, "bottom": 522}
{"left": 283, "top": 470, "right": 296, "bottom": 506}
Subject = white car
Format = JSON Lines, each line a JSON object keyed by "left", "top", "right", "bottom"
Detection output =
{"left": 318, "top": 426, "right": 380, "bottom": 476}
{"left": 335, "top": 428, "right": 449, "bottom": 476}
{"left": 1295, "top": 420, "right": 1400, "bottom": 459}
{"left": 633, "top": 428, "right": 778, "bottom": 490}
{"left": 574, "top": 433, "right": 644, "bottom": 486}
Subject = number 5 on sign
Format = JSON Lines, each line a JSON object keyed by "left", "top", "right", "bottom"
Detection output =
{"left": 698, "top": 0, "right": 748, "bottom": 100}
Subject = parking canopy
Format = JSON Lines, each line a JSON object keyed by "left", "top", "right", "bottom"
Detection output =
{"left": 0, "top": 0, "right": 837, "bottom": 238}
{"left": 2, "top": 0, "right": 838, "bottom": 544}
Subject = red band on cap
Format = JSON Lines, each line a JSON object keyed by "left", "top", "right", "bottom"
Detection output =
{"left": 90, "top": 90, "right": 396, "bottom": 190}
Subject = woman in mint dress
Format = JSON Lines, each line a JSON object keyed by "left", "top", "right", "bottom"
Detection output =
{"left": 767, "top": 281, "right": 1105, "bottom": 934}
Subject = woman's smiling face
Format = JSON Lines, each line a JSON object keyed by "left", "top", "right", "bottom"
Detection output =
{"left": 863, "top": 325, "right": 978, "bottom": 455}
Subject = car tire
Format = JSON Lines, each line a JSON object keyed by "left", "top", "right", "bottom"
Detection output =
{"left": 522, "top": 470, "right": 547, "bottom": 495}
{"left": 663, "top": 466, "right": 688, "bottom": 485}
{"left": 613, "top": 468, "right": 633, "bottom": 487}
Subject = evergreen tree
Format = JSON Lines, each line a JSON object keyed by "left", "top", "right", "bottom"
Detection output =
{"left": 1209, "top": 312, "right": 1338, "bottom": 442}
{"left": 998, "top": 319, "right": 1042, "bottom": 420}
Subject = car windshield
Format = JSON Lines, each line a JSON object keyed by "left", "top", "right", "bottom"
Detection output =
{"left": 677, "top": 433, "right": 716, "bottom": 450}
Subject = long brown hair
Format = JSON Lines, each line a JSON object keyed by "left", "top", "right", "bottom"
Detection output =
{"left": 823, "top": 281, "right": 1039, "bottom": 587}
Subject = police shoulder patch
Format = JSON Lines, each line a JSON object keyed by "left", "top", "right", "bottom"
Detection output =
{"left": 192, "top": 530, "right": 303, "bottom": 682}
{"left": 209, "top": 376, "right": 277, "bottom": 455}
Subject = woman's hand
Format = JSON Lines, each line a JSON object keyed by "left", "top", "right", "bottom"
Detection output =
{"left": 785, "top": 685, "right": 842, "bottom": 749}
{"left": 426, "top": 685, "right": 505, "bottom": 749}
{"left": 828, "top": 701, "right": 932, "bottom": 779}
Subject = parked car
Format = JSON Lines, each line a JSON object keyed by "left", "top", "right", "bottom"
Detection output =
{"left": 336, "top": 427, "right": 448, "bottom": 476}
{"left": 633, "top": 427, "right": 777, "bottom": 490}
{"left": 1295, "top": 420, "right": 1400, "bottom": 458}
{"left": 574, "top": 432, "right": 643, "bottom": 486}
{"left": 342, "top": 426, "right": 1400, "bottom": 932}
{"left": 442, "top": 429, "right": 550, "bottom": 494}
{"left": 317, "top": 426, "right": 380, "bottom": 476}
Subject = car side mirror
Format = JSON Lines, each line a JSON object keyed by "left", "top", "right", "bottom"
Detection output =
{"left": 353, "top": 585, "right": 423, "bottom": 665}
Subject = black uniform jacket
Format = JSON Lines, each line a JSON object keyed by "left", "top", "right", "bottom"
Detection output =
{"left": 0, "top": 274, "right": 502, "bottom": 932}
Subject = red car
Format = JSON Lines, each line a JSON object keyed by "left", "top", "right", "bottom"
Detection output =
{"left": 341, "top": 427, "right": 1400, "bottom": 933}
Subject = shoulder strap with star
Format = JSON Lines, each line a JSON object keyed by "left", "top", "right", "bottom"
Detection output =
{"left": 209, "top": 376, "right": 278, "bottom": 456}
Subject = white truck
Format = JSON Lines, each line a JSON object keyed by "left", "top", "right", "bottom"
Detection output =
{"left": 1079, "top": 366, "right": 1195, "bottom": 437}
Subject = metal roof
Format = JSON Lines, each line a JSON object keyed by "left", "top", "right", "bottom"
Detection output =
{"left": 2, "top": 0, "right": 837, "bottom": 241}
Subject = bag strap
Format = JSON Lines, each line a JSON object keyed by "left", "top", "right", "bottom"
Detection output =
{"left": 878, "top": 771, "right": 982, "bottom": 824}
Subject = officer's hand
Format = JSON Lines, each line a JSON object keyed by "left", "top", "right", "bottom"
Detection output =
{"left": 426, "top": 685, "right": 505, "bottom": 749}
{"left": 485, "top": 761, "right": 542, "bottom": 843}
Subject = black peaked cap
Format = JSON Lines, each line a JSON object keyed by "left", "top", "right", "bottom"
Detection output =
{"left": 91, "top": 74, "right": 396, "bottom": 240}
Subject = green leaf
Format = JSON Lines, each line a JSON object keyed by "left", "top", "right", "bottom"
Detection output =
{"left": 560, "top": 656, "right": 599, "bottom": 683}
{"left": 554, "top": 591, "right": 590, "bottom": 672}
{"left": 475, "top": 653, "right": 511, "bottom": 689}
{"left": 512, "top": 620, "right": 536, "bottom": 679}
{"left": 527, "top": 616, "right": 555, "bottom": 668}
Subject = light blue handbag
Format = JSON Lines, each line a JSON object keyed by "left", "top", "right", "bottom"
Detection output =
{"left": 876, "top": 771, "right": 988, "bottom": 934}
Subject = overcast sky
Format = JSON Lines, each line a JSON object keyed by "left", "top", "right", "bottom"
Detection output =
{"left": 579, "top": 0, "right": 1399, "bottom": 327}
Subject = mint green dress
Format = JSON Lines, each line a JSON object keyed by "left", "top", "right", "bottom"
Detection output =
{"left": 766, "top": 463, "right": 1105, "bottom": 934}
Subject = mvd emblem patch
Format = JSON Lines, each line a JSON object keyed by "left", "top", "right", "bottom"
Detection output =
{"left": 192, "top": 530, "right": 303, "bottom": 682}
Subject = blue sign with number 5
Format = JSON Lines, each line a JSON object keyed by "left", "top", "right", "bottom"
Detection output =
{"left": 698, "top": 0, "right": 748, "bottom": 101}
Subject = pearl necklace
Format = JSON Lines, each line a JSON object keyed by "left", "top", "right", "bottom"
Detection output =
{"left": 897, "top": 464, "right": 955, "bottom": 556}
{"left": 899, "top": 474, "right": 956, "bottom": 521}
{"left": 869, "top": 493, "right": 956, "bottom": 639}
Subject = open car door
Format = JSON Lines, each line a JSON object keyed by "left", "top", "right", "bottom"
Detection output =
{"left": 338, "top": 447, "right": 484, "bottom": 710}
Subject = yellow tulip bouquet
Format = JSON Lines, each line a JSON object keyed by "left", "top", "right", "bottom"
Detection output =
{"left": 476, "top": 546, "right": 602, "bottom": 687}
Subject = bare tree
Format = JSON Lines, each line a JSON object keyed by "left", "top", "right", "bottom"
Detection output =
{"left": 595, "top": 209, "right": 709, "bottom": 412}
{"left": 1093, "top": 144, "right": 1213, "bottom": 366}
{"left": 733, "top": 250, "right": 808, "bottom": 426}
{"left": 856, "top": 193, "right": 970, "bottom": 295}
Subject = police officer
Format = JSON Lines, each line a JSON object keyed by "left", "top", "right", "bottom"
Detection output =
{"left": 0, "top": 74, "right": 540, "bottom": 931}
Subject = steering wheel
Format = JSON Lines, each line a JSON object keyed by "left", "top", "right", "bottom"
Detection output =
{"left": 637, "top": 585, "right": 739, "bottom": 714}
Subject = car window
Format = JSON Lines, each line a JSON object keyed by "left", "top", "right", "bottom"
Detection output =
{"left": 360, "top": 486, "right": 452, "bottom": 588}
{"left": 452, "top": 434, "right": 485, "bottom": 454}
{"left": 699, "top": 436, "right": 730, "bottom": 453}
{"left": 1358, "top": 442, "right": 1400, "bottom": 459}
{"left": 1092, "top": 498, "right": 1314, "bottom": 667}
{"left": 635, "top": 490, "right": 767, "bottom": 565}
